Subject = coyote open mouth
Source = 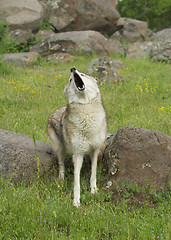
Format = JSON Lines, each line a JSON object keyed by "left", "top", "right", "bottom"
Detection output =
{"left": 73, "top": 70, "right": 85, "bottom": 91}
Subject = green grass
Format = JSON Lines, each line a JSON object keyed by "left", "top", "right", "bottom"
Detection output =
{"left": 1, "top": 56, "right": 170, "bottom": 140}
{"left": 0, "top": 176, "right": 170, "bottom": 240}
{"left": 0, "top": 55, "right": 171, "bottom": 239}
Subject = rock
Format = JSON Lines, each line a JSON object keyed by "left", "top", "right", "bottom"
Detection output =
{"left": 87, "top": 56, "right": 127, "bottom": 84}
{"left": 30, "top": 30, "right": 119, "bottom": 56}
{"left": 88, "top": 56, "right": 127, "bottom": 71}
{"left": 127, "top": 41, "right": 154, "bottom": 58}
{"left": 148, "top": 28, "right": 171, "bottom": 63}
{"left": 151, "top": 28, "right": 171, "bottom": 42}
{"left": 149, "top": 39, "right": 171, "bottom": 63}
{"left": 42, "top": 0, "right": 120, "bottom": 35}
{"left": 0, "top": 0, "right": 44, "bottom": 32}
{"left": 9, "top": 29, "right": 34, "bottom": 45}
{"left": 108, "top": 39, "right": 126, "bottom": 55}
{"left": 104, "top": 127, "right": 171, "bottom": 190}
{"left": 2, "top": 52, "right": 40, "bottom": 66}
{"left": 0, "top": 130, "right": 55, "bottom": 182}
{"left": 127, "top": 28, "right": 171, "bottom": 61}
{"left": 35, "top": 29, "right": 55, "bottom": 42}
{"left": 46, "top": 52, "right": 75, "bottom": 63}
{"left": 112, "top": 18, "right": 149, "bottom": 42}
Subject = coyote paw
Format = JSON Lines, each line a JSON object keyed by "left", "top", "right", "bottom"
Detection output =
{"left": 59, "top": 172, "right": 64, "bottom": 180}
{"left": 73, "top": 199, "right": 80, "bottom": 208}
{"left": 91, "top": 186, "right": 97, "bottom": 194}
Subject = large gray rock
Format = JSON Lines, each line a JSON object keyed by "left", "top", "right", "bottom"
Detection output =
{"left": 127, "top": 41, "right": 154, "bottom": 58}
{"left": 148, "top": 28, "right": 171, "bottom": 63}
{"left": 2, "top": 52, "right": 40, "bottom": 66}
{"left": 0, "top": 0, "right": 44, "bottom": 32}
{"left": 151, "top": 28, "right": 171, "bottom": 42}
{"left": 41, "top": 0, "right": 120, "bottom": 35}
{"left": 87, "top": 57, "right": 127, "bottom": 84}
{"left": 149, "top": 39, "right": 171, "bottom": 64}
{"left": 112, "top": 18, "right": 149, "bottom": 42}
{"left": 35, "top": 29, "right": 55, "bottom": 42}
{"left": 30, "top": 30, "right": 120, "bottom": 56}
{"left": 46, "top": 52, "right": 75, "bottom": 63}
{"left": 9, "top": 29, "right": 34, "bottom": 45}
{"left": 127, "top": 28, "right": 171, "bottom": 62}
{"left": 0, "top": 130, "right": 55, "bottom": 182}
{"left": 104, "top": 127, "right": 171, "bottom": 190}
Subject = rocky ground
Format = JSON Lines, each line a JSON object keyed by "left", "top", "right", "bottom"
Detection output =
{"left": 0, "top": 0, "right": 171, "bottom": 65}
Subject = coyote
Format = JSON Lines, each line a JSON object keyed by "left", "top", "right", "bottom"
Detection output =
{"left": 47, "top": 68, "right": 107, "bottom": 207}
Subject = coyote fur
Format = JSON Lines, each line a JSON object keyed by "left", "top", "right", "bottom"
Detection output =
{"left": 47, "top": 68, "right": 107, "bottom": 207}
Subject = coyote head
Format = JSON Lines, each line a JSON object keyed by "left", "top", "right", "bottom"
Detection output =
{"left": 64, "top": 68, "right": 100, "bottom": 104}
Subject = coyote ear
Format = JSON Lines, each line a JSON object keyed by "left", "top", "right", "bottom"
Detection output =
{"left": 74, "top": 72, "right": 85, "bottom": 91}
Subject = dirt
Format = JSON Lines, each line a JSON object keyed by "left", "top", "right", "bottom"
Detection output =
{"left": 104, "top": 182, "right": 170, "bottom": 208}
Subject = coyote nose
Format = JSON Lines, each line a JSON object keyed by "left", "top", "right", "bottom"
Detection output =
{"left": 71, "top": 67, "right": 76, "bottom": 72}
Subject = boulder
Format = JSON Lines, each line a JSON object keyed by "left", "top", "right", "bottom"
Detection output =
{"left": 2, "top": 52, "right": 40, "bottom": 66}
{"left": 151, "top": 28, "right": 171, "bottom": 42}
{"left": 104, "top": 127, "right": 171, "bottom": 190}
{"left": 127, "top": 28, "right": 171, "bottom": 61}
{"left": 88, "top": 56, "right": 127, "bottom": 71}
{"left": 0, "top": 0, "right": 44, "bottom": 32}
{"left": 112, "top": 18, "right": 149, "bottom": 42}
{"left": 9, "top": 29, "right": 34, "bottom": 45}
{"left": 46, "top": 52, "right": 75, "bottom": 63}
{"left": 35, "top": 29, "right": 55, "bottom": 42}
{"left": 107, "top": 39, "right": 126, "bottom": 55}
{"left": 127, "top": 41, "right": 154, "bottom": 58}
{"left": 30, "top": 30, "right": 120, "bottom": 56}
{"left": 0, "top": 130, "right": 55, "bottom": 182}
{"left": 42, "top": 0, "right": 120, "bottom": 35}
{"left": 87, "top": 56, "right": 127, "bottom": 84}
{"left": 149, "top": 39, "right": 171, "bottom": 63}
{"left": 147, "top": 28, "right": 171, "bottom": 63}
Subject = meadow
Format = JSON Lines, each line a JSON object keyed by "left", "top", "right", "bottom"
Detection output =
{"left": 0, "top": 54, "right": 171, "bottom": 239}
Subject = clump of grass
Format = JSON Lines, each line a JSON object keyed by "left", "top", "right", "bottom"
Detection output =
{"left": 0, "top": 59, "right": 14, "bottom": 75}
{"left": 0, "top": 20, "right": 18, "bottom": 54}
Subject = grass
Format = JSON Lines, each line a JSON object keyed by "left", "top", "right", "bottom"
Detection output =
{"left": 0, "top": 176, "right": 170, "bottom": 239}
{"left": 0, "top": 55, "right": 171, "bottom": 239}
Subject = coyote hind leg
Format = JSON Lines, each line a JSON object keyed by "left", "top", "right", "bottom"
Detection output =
{"left": 48, "top": 128, "right": 65, "bottom": 180}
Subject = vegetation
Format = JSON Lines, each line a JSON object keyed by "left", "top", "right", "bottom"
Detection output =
{"left": 0, "top": 54, "right": 171, "bottom": 239}
{"left": 0, "top": 20, "right": 37, "bottom": 54}
{"left": 117, "top": 0, "right": 171, "bottom": 31}
{"left": 0, "top": 176, "right": 170, "bottom": 239}
{"left": 40, "top": 18, "right": 57, "bottom": 32}
{"left": 0, "top": 20, "right": 18, "bottom": 54}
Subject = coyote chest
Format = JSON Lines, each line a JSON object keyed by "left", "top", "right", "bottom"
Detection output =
{"left": 62, "top": 102, "right": 106, "bottom": 155}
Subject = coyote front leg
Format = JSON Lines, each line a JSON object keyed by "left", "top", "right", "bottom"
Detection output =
{"left": 73, "top": 154, "right": 84, "bottom": 208}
